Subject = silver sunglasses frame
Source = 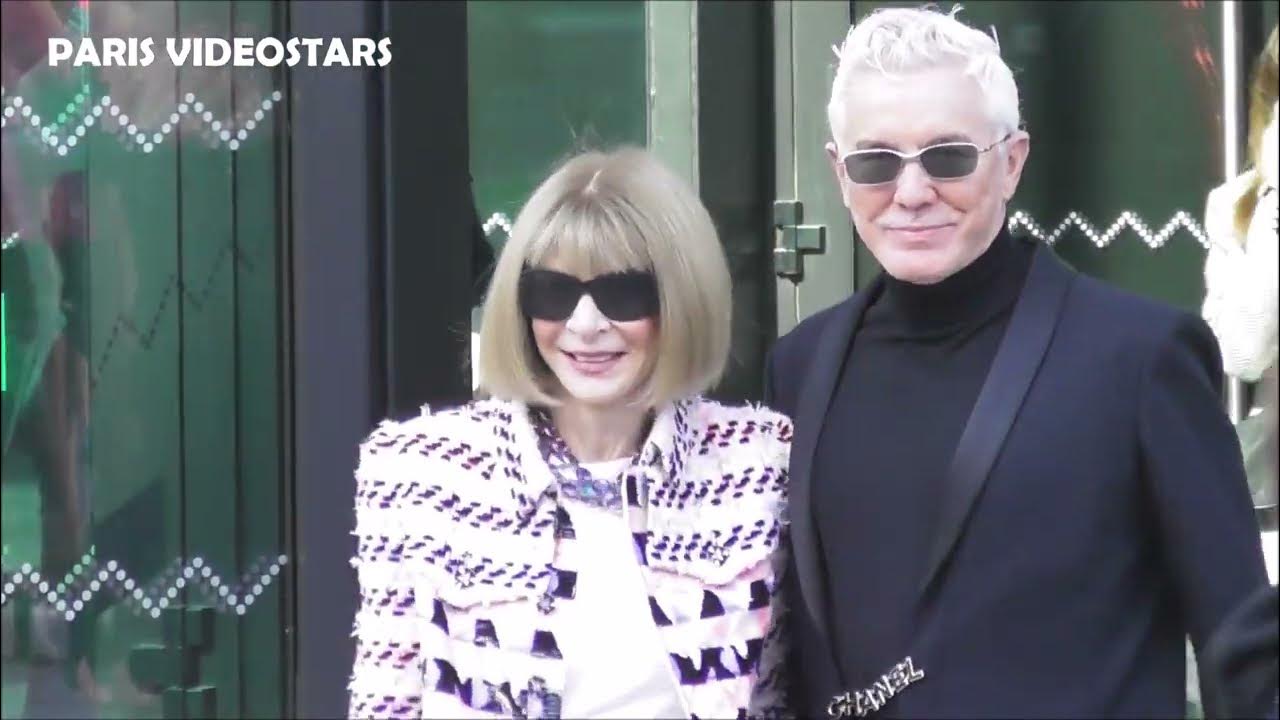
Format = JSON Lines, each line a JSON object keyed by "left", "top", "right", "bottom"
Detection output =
{"left": 840, "top": 132, "right": 1014, "bottom": 185}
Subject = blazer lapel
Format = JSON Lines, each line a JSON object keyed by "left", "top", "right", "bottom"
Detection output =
{"left": 790, "top": 277, "right": 883, "bottom": 654}
{"left": 917, "top": 243, "right": 1076, "bottom": 604}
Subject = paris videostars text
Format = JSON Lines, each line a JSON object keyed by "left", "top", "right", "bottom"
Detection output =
{"left": 49, "top": 37, "right": 393, "bottom": 68}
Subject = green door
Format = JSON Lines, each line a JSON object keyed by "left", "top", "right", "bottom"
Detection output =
{"left": 2, "top": 2, "right": 288, "bottom": 717}
{"left": 772, "top": 1, "right": 859, "bottom": 335}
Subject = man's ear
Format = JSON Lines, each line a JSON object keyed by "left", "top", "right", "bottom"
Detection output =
{"left": 1002, "top": 130, "right": 1031, "bottom": 202}
{"left": 825, "top": 140, "right": 843, "bottom": 182}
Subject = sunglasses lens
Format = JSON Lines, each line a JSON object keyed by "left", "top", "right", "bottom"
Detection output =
{"left": 844, "top": 151, "right": 902, "bottom": 184}
{"left": 519, "top": 270, "right": 659, "bottom": 322}
{"left": 587, "top": 272, "right": 659, "bottom": 321}
{"left": 920, "top": 144, "right": 980, "bottom": 179}
{"left": 519, "top": 270, "right": 582, "bottom": 321}
{"left": 844, "top": 144, "right": 983, "bottom": 184}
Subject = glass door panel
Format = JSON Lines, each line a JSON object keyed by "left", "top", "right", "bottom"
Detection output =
{"left": 1, "top": 2, "right": 288, "bottom": 717}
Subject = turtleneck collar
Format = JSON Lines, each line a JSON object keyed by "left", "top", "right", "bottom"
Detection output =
{"left": 872, "top": 227, "right": 1030, "bottom": 338}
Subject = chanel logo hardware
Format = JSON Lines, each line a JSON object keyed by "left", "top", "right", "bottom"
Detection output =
{"left": 827, "top": 656, "right": 925, "bottom": 718}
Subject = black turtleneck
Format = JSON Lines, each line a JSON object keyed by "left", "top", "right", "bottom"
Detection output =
{"left": 811, "top": 230, "right": 1035, "bottom": 695}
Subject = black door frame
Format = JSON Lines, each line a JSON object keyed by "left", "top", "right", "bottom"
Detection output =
{"left": 287, "top": 1, "right": 471, "bottom": 717}
{"left": 287, "top": 0, "right": 382, "bottom": 716}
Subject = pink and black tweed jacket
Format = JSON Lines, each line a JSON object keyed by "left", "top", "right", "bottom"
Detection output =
{"left": 348, "top": 396, "right": 793, "bottom": 719}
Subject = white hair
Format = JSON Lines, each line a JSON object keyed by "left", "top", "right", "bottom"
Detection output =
{"left": 827, "top": 4, "right": 1020, "bottom": 144}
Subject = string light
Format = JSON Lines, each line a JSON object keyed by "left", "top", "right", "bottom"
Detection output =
{"left": 0, "top": 554, "right": 288, "bottom": 620}
{"left": 483, "top": 212, "right": 513, "bottom": 238}
{"left": 1008, "top": 209, "right": 1209, "bottom": 249}
{"left": 0, "top": 90, "right": 283, "bottom": 155}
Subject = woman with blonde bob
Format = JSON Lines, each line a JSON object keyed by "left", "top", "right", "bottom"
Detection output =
{"left": 348, "top": 147, "right": 792, "bottom": 720}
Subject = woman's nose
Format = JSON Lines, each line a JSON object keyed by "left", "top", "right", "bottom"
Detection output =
{"left": 564, "top": 293, "right": 609, "bottom": 335}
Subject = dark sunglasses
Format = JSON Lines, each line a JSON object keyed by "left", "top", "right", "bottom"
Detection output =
{"left": 518, "top": 268, "right": 659, "bottom": 322}
{"left": 841, "top": 132, "right": 1013, "bottom": 185}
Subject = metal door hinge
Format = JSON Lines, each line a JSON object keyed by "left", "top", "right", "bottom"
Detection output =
{"left": 129, "top": 605, "right": 217, "bottom": 718}
{"left": 773, "top": 200, "right": 826, "bottom": 281}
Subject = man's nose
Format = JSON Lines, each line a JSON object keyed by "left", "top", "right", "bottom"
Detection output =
{"left": 564, "top": 293, "right": 609, "bottom": 335}
{"left": 892, "top": 160, "right": 937, "bottom": 208}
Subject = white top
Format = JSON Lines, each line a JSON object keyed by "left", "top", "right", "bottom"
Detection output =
{"left": 557, "top": 457, "right": 687, "bottom": 719}
{"left": 1202, "top": 102, "right": 1279, "bottom": 383}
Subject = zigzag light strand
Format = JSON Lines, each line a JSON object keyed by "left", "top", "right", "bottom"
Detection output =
{"left": 0, "top": 90, "right": 284, "bottom": 155}
{"left": 485, "top": 210, "right": 1209, "bottom": 249}
{"left": 1008, "top": 209, "right": 1209, "bottom": 249}
{"left": 1, "top": 554, "right": 288, "bottom": 621}
{"left": 482, "top": 212, "right": 513, "bottom": 238}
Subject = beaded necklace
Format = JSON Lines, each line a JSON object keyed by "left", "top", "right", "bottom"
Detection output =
{"left": 529, "top": 407, "right": 650, "bottom": 513}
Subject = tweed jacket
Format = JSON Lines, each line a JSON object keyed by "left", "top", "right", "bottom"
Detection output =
{"left": 348, "top": 396, "right": 794, "bottom": 719}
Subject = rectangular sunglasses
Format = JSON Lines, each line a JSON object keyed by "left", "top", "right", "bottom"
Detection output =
{"left": 841, "top": 132, "right": 1012, "bottom": 185}
{"left": 518, "top": 268, "right": 659, "bottom": 322}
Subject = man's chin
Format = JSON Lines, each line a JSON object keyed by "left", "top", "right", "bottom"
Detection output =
{"left": 883, "top": 251, "right": 955, "bottom": 286}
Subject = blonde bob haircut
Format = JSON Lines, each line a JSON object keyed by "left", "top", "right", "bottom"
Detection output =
{"left": 476, "top": 147, "right": 732, "bottom": 409}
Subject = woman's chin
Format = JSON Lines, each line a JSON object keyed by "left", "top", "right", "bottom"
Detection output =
{"left": 557, "top": 376, "right": 636, "bottom": 407}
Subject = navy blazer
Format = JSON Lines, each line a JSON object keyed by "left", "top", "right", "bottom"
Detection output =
{"left": 765, "top": 240, "right": 1270, "bottom": 718}
{"left": 1202, "top": 583, "right": 1279, "bottom": 719}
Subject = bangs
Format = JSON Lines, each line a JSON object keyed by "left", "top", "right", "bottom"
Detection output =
{"left": 525, "top": 198, "right": 653, "bottom": 276}
{"left": 477, "top": 146, "right": 731, "bottom": 407}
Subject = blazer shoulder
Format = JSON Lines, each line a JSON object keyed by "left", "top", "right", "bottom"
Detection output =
{"left": 1060, "top": 273, "right": 1223, "bottom": 387}
{"left": 774, "top": 295, "right": 853, "bottom": 353}
{"left": 1068, "top": 273, "right": 1205, "bottom": 344}
{"left": 683, "top": 398, "right": 793, "bottom": 494}
{"left": 689, "top": 397, "right": 793, "bottom": 444}
{"left": 771, "top": 290, "right": 868, "bottom": 372}
{"left": 359, "top": 399, "right": 507, "bottom": 453}
{"left": 352, "top": 399, "right": 555, "bottom": 608}
{"left": 355, "top": 399, "right": 516, "bottom": 501}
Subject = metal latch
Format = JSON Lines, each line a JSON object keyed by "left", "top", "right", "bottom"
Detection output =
{"left": 773, "top": 200, "right": 826, "bottom": 281}
{"left": 129, "top": 605, "right": 217, "bottom": 718}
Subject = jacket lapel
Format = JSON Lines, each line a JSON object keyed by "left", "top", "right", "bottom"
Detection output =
{"left": 789, "top": 277, "right": 883, "bottom": 656}
{"left": 916, "top": 243, "right": 1075, "bottom": 604}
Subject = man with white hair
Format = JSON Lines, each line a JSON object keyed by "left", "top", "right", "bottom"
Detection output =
{"left": 764, "top": 6, "right": 1270, "bottom": 718}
